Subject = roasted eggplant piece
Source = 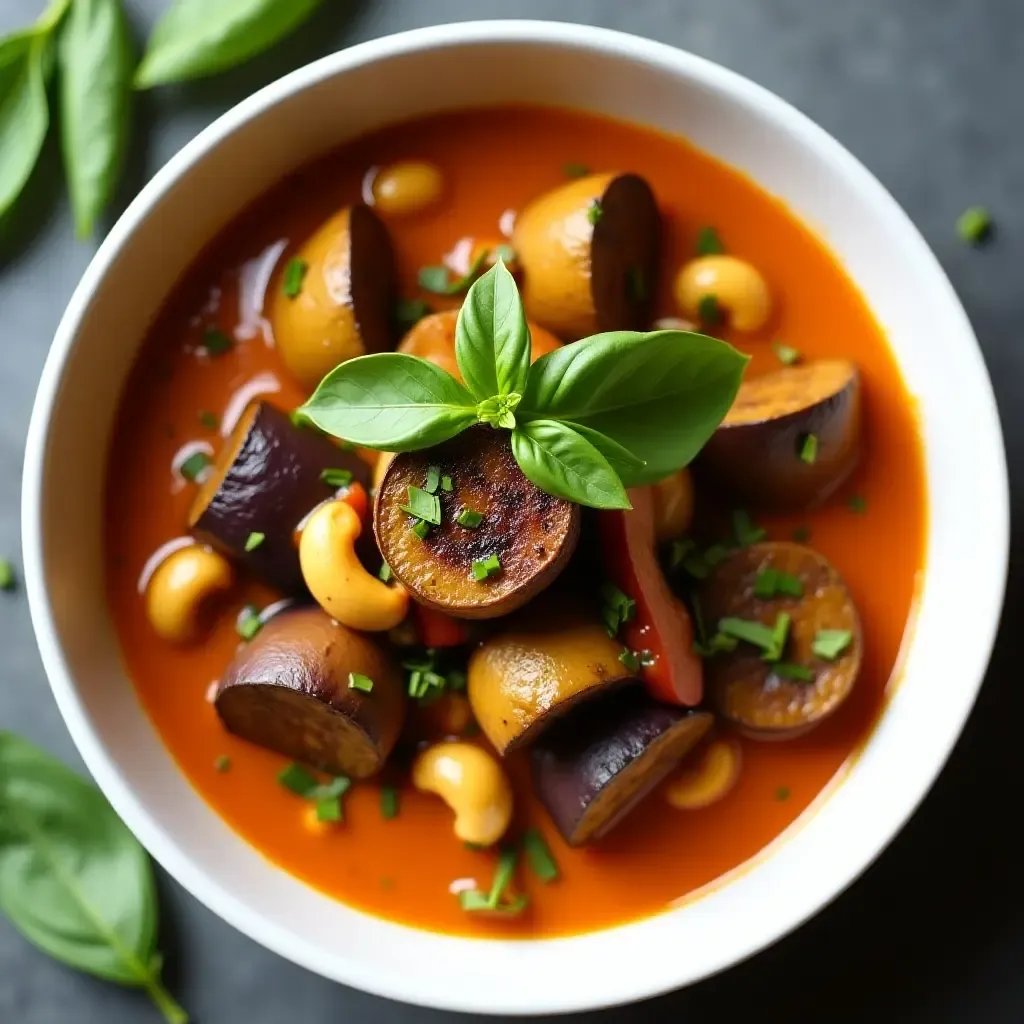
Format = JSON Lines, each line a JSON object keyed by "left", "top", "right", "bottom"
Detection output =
{"left": 468, "top": 598, "right": 635, "bottom": 755}
{"left": 513, "top": 172, "right": 661, "bottom": 339}
{"left": 532, "top": 685, "right": 713, "bottom": 846}
{"left": 699, "top": 360, "right": 861, "bottom": 510}
{"left": 189, "top": 401, "right": 371, "bottom": 594}
{"left": 215, "top": 607, "right": 405, "bottom": 777}
{"left": 374, "top": 426, "right": 580, "bottom": 619}
{"left": 269, "top": 204, "right": 396, "bottom": 390}
{"left": 701, "top": 541, "right": 862, "bottom": 739}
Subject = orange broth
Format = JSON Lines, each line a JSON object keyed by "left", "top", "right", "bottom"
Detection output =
{"left": 104, "top": 106, "right": 926, "bottom": 938}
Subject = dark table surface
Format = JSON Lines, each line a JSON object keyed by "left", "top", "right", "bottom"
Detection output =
{"left": 2, "top": 1, "right": 1022, "bottom": 1021}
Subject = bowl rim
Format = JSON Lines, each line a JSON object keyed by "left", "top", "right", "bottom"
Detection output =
{"left": 21, "top": 18, "right": 1008, "bottom": 1015}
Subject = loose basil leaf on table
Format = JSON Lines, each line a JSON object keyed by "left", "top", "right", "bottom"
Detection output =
{"left": 297, "top": 352, "right": 478, "bottom": 450}
{"left": 455, "top": 258, "right": 531, "bottom": 401}
{"left": 58, "top": 0, "right": 135, "bottom": 238}
{"left": 0, "top": 732, "right": 188, "bottom": 1024}
{"left": 135, "top": 0, "right": 325, "bottom": 89}
{"left": 520, "top": 329, "right": 749, "bottom": 485}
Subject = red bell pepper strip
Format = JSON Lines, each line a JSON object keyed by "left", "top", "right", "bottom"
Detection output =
{"left": 598, "top": 486, "right": 703, "bottom": 706}
{"left": 413, "top": 602, "right": 470, "bottom": 647}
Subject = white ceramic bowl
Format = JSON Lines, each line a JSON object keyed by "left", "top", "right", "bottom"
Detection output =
{"left": 22, "top": 20, "right": 1008, "bottom": 1016}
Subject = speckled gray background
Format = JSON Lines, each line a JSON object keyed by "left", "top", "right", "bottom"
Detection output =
{"left": 2, "top": 1, "right": 1022, "bottom": 1021}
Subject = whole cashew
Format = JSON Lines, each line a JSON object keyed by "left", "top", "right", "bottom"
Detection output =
{"left": 674, "top": 255, "right": 772, "bottom": 332}
{"left": 299, "top": 499, "right": 409, "bottom": 631}
{"left": 412, "top": 742, "right": 513, "bottom": 847}
{"left": 145, "top": 544, "right": 235, "bottom": 644}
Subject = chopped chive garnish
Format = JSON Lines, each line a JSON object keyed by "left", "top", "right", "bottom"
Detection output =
{"left": 703, "top": 544, "right": 730, "bottom": 567}
{"left": 696, "top": 226, "right": 724, "bottom": 255}
{"left": 775, "top": 785, "right": 791, "bottom": 801}
{"left": 459, "top": 846, "right": 528, "bottom": 915}
{"left": 799, "top": 434, "right": 818, "bottom": 464}
{"left": 198, "top": 410, "right": 218, "bottom": 429}
{"left": 447, "top": 669, "right": 467, "bottom": 691}
{"left": 282, "top": 258, "right": 308, "bottom": 298}
{"left": 847, "top": 494, "right": 867, "bottom": 514}
{"left": 380, "top": 785, "right": 399, "bottom": 820}
{"left": 957, "top": 205, "right": 992, "bottom": 245}
{"left": 412, "top": 519, "right": 432, "bottom": 539}
{"left": 425, "top": 465, "right": 441, "bottom": 494}
{"left": 441, "top": 475, "right": 453, "bottom": 492}
{"left": 710, "top": 632, "right": 738, "bottom": 652}
{"left": 202, "top": 328, "right": 233, "bottom": 356}
{"left": 401, "top": 485, "right": 442, "bottom": 526}
{"left": 459, "top": 889, "right": 493, "bottom": 911}
{"left": 471, "top": 553, "right": 502, "bottom": 581}
{"left": 771, "top": 342, "right": 801, "bottom": 366}
{"left": 718, "top": 617, "right": 777, "bottom": 651}
{"left": 732, "top": 508, "right": 766, "bottom": 546}
{"left": 753, "top": 568, "right": 779, "bottom": 599}
{"left": 378, "top": 562, "right": 392, "bottom": 583}
{"left": 619, "top": 648, "right": 641, "bottom": 672}
{"left": 776, "top": 572, "right": 803, "bottom": 597}
{"left": 811, "top": 629, "right": 854, "bottom": 660}
{"left": 348, "top": 672, "right": 374, "bottom": 693}
{"left": 767, "top": 613, "right": 791, "bottom": 662}
{"left": 179, "top": 451, "right": 212, "bottom": 483}
{"left": 395, "top": 297, "right": 431, "bottom": 330}
{"left": 312, "top": 776, "right": 351, "bottom": 801}
{"left": 586, "top": 199, "right": 603, "bottom": 225}
{"left": 214, "top": 754, "right": 231, "bottom": 773}
{"left": 244, "top": 531, "right": 265, "bottom": 552}
{"left": 320, "top": 468, "right": 353, "bottom": 489}
{"left": 698, "top": 294, "right": 722, "bottom": 325}
{"left": 0, "top": 559, "right": 14, "bottom": 592}
{"left": 316, "top": 795, "right": 342, "bottom": 822}
{"left": 457, "top": 508, "right": 483, "bottom": 528}
{"left": 792, "top": 526, "right": 812, "bottom": 543}
{"left": 236, "top": 605, "right": 262, "bottom": 641}
{"left": 523, "top": 828, "right": 560, "bottom": 883}
{"left": 277, "top": 763, "right": 319, "bottom": 797}
{"left": 601, "top": 582, "right": 636, "bottom": 637}
{"left": 418, "top": 248, "right": 489, "bottom": 296}
{"left": 668, "top": 537, "right": 697, "bottom": 571}
{"left": 773, "top": 662, "right": 815, "bottom": 683}
{"left": 563, "top": 161, "right": 590, "bottom": 178}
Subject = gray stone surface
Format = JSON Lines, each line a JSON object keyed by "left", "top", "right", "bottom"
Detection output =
{"left": 2, "top": 0, "right": 1022, "bottom": 1021}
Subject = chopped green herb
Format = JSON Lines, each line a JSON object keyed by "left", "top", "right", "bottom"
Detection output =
{"left": 380, "top": 786, "right": 399, "bottom": 820}
{"left": 401, "top": 485, "right": 442, "bottom": 526}
{"left": 471, "top": 554, "right": 502, "bottom": 581}
{"left": 772, "top": 662, "right": 815, "bottom": 683}
{"left": 732, "top": 509, "right": 766, "bottom": 546}
{"left": 456, "top": 508, "right": 483, "bottom": 529}
{"left": 799, "top": 433, "right": 818, "bottom": 464}
{"left": 460, "top": 846, "right": 528, "bottom": 915}
{"left": 447, "top": 669, "right": 467, "bottom": 692}
{"left": 811, "top": 629, "right": 854, "bottom": 660}
{"left": 753, "top": 568, "right": 803, "bottom": 599}
{"left": 775, "top": 785, "right": 791, "bottom": 801}
{"left": 198, "top": 410, "right": 218, "bottom": 429}
{"left": 395, "top": 297, "right": 431, "bottom": 330}
{"left": 425, "top": 465, "right": 441, "bottom": 494}
{"left": 418, "top": 248, "right": 489, "bottom": 296}
{"left": 847, "top": 494, "right": 867, "bottom": 514}
{"left": 214, "top": 755, "right": 231, "bottom": 773}
{"left": 316, "top": 796, "right": 342, "bottom": 822}
{"left": 698, "top": 294, "right": 722, "bottom": 325}
{"left": 320, "top": 468, "right": 353, "bottom": 489}
{"left": 202, "top": 328, "right": 234, "bottom": 356}
{"left": 696, "top": 226, "right": 724, "bottom": 255}
{"left": 179, "top": 451, "right": 212, "bottom": 483}
{"left": 236, "top": 605, "right": 262, "bottom": 641}
{"left": 600, "top": 582, "right": 636, "bottom": 637}
{"left": 703, "top": 543, "right": 730, "bottom": 567}
{"left": 0, "top": 559, "right": 15, "bottom": 592}
{"left": 412, "top": 519, "right": 432, "bottom": 540}
{"left": 441, "top": 475, "right": 453, "bottom": 492}
{"left": 956, "top": 205, "right": 992, "bottom": 245}
{"left": 459, "top": 889, "right": 493, "bottom": 911}
{"left": 312, "top": 776, "right": 351, "bottom": 801}
{"left": 348, "top": 672, "right": 374, "bottom": 693}
{"left": 523, "top": 828, "right": 559, "bottom": 883}
{"left": 586, "top": 199, "right": 603, "bottom": 225}
{"left": 283, "top": 258, "right": 308, "bottom": 298}
{"left": 244, "top": 531, "right": 265, "bottom": 553}
{"left": 378, "top": 562, "right": 393, "bottom": 583}
{"left": 668, "top": 537, "right": 697, "bottom": 572}
{"left": 767, "top": 613, "right": 791, "bottom": 662}
{"left": 771, "top": 342, "right": 801, "bottom": 366}
{"left": 792, "top": 526, "right": 812, "bottom": 543}
{"left": 619, "top": 649, "right": 641, "bottom": 672}
{"left": 718, "top": 617, "right": 778, "bottom": 652}
{"left": 776, "top": 572, "right": 804, "bottom": 597}
{"left": 563, "top": 161, "right": 590, "bottom": 178}
{"left": 277, "top": 763, "right": 319, "bottom": 798}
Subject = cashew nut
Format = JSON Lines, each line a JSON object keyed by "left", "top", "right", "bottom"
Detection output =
{"left": 145, "top": 544, "right": 235, "bottom": 644}
{"left": 412, "top": 742, "right": 513, "bottom": 847}
{"left": 665, "top": 736, "right": 743, "bottom": 810}
{"left": 650, "top": 467, "right": 695, "bottom": 542}
{"left": 299, "top": 499, "right": 409, "bottom": 631}
{"left": 674, "top": 255, "right": 772, "bottom": 332}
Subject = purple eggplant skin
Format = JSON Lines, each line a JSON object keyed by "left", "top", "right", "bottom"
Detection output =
{"left": 531, "top": 685, "right": 713, "bottom": 846}
{"left": 189, "top": 401, "right": 371, "bottom": 594}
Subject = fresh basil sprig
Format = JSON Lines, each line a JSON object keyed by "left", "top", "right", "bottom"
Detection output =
{"left": 298, "top": 260, "right": 749, "bottom": 510}
{"left": 0, "top": 733, "right": 188, "bottom": 1024}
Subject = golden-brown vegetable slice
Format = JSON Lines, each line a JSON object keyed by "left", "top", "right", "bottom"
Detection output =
{"left": 699, "top": 360, "right": 861, "bottom": 510}
{"left": 532, "top": 685, "right": 713, "bottom": 846}
{"left": 270, "top": 204, "right": 396, "bottom": 390}
{"left": 468, "top": 598, "right": 635, "bottom": 755}
{"left": 701, "top": 542, "right": 862, "bottom": 738}
{"left": 513, "top": 172, "right": 660, "bottom": 339}
{"left": 215, "top": 607, "right": 405, "bottom": 778}
{"left": 374, "top": 427, "right": 579, "bottom": 619}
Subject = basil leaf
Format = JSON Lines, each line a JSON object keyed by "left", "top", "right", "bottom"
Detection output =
{"left": 566, "top": 423, "right": 647, "bottom": 483}
{"left": 456, "top": 260, "right": 530, "bottom": 401}
{"left": 521, "top": 329, "right": 748, "bottom": 484}
{"left": 0, "top": 33, "right": 50, "bottom": 220}
{"left": 0, "top": 733, "right": 187, "bottom": 1024}
{"left": 58, "top": 0, "right": 134, "bottom": 238}
{"left": 135, "top": 0, "right": 324, "bottom": 89}
{"left": 511, "top": 419, "right": 631, "bottom": 510}
{"left": 297, "top": 352, "right": 477, "bottom": 450}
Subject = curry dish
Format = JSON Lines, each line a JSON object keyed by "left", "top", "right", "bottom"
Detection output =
{"left": 105, "top": 106, "right": 926, "bottom": 938}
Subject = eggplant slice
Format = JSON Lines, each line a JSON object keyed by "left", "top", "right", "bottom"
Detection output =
{"left": 532, "top": 685, "right": 713, "bottom": 846}
{"left": 215, "top": 607, "right": 405, "bottom": 777}
{"left": 374, "top": 426, "right": 580, "bottom": 619}
{"left": 189, "top": 401, "right": 371, "bottom": 594}
{"left": 701, "top": 542, "right": 862, "bottom": 739}
{"left": 699, "top": 360, "right": 861, "bottom": 510}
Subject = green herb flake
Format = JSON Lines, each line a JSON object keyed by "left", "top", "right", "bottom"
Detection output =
{"left": 348, "top": 672, "right": 374, "bottom": 693}
{"left": 283, "top": 258, "right": 308, "bottom": 298}
{"left": 198, "top": 410, "right": 219, "bottom": 429}
{"left": 316, "top": 796, "right": 342, "bottom": 822}
{"left": 753, "top": 569, "right": 779, "bottom": 599}
{"left": 619, "top": 649, "right": 641, "bottom": 672}
{"left": 378, "top": 562, "right": 393, "bottom": 583}
{"left": 380, "top": 785, "right": 399, "bottom": 820}
{"left": 214, "top": 754, "right": 231, "bottom": 773}
{"left": 456, "top": 508, "right": 483, "bottom": 528}
{"left": 703, "top": 544, "right": 730, "bottom": 567}
{"left": 320, "top": 467, "right": 353, "bottom": 489}
{"left": 395, "top": 297, "right": 431, "bottom": 330}
{"left": 771, "top": 342, "right": 801, "bottom": 366}
{"left": 792, "top": 526, "right": 812, "bottom": 543}
{"left": 799, "top": 433, "right": 819, "bottom": 464}
{"left": 277, "top": 763, "right": 319, "bottom": 798}
{"left": 459, "top": 888, "right": 493, "bottom": 911}
{"left": 202, "top": 328, "right": 234, "bottom": 356}
{"left": 586, "top": 199, "right": 603, "bottom": 225}
{"left": 767, "top": 612, "right": 792, "bottom": 663}
{"left": 401, "top": 485, "right": 442, "bottom": 526}
{"left": 772, "top": 662, "right": 815, "bottom": 683}
{"left": 460, "top": 846, "right": 528, "bottom": 916}
{"left": 957, "top": 205, "right": 992, "bottom": 245}
{"left": 601, "top": 582, "right": 636, "bottom": 637}
{"left": 425, "top": 465, "right": 441, "bottom": 494}
{"left": 563, "top": 161, "right": 590, "bottom": 178}
{"left": 418, "top": 247, "right": 489, "bottom": 296}
{"left": 523, "top": 828, "right": 560, "bottom": 883}
{"left": 718, "top": 616, "right": 778, "bottom": 653}
{"left": 811, "top": 629, "right": 854, "bottom": 661}
{"left": 236, "top": 605, "right": 263, "bottom": 641}
{"left": 441, "top": 475, "right": 454, "bottom": 492}
{"left": 0, "top": 559, "right": 15, "bottom": 592}
{"left": 775, "top": 785, "right": 791, "bottom": 801}
{"left": 847, "top": 494, "right": 868, "bottom": 514}
{"left": 412, "top": 519, "right": 432, "bottom": 540}
{"left": 179, "top": 450, "right": 212, "bottom": 483}
{"left": 244, "top": 531, "right": 265, "bottom": 553}
{"left": 698, "top": 294, "right": 722, "bottom": 325}
{"left": 696, "top": 226, "right": 724, "bottom": 255}
{"left": 733, "top": 508, "right": 767, "bottom": 546}
{"left": 471, "top": 554, "right": 502, "bottom": 581}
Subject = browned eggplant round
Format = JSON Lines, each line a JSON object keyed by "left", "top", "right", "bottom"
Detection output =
{"left": 374, "top": 426, "right": 580, "bottom": 619}
{"left": 513, "top": 172, "right": 661, "bottom": 339}
{"left": 215, "top": 607, "right": 405, "bottom": 777}
{"left": 699, "top": 359, "right": 861, "bottom": 510}
{"left": 701, "top": 541, "right": 862, "bottom": 739}
{"left": 532, "top": 685, "right": 713, "bottom": 846}
{"left": 189, "top": 401, "right": 371, "bottom": 594}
